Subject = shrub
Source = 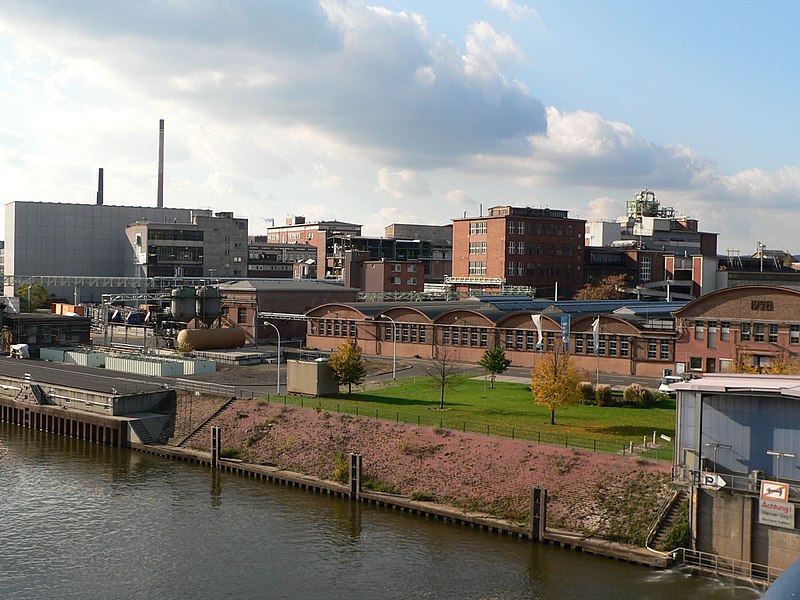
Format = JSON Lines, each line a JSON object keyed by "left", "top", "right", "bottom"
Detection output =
{"left": 219, "top": 447, "right": 240, "bottom": 459}
{"left": 578, "top": 381, "right": 595, "bottom": 404}
{"left": 660, "top": 502, "right": 690, "bottom": 551}
{"left": 623, "top": 383, "right": 654, "bottom": 407}
{"left": 410, "top": 491, "right": 435, "bottom": 502}
{"left": 595, "top": 384, "right": 614, "bottom": 406}
{"left": 331, "top": 452, "right": 349, "bottom": 484}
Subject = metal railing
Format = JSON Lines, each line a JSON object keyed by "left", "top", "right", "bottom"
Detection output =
{"left": 672, "top": 466, "right": 800, "bottom": 497}
{"left": 674, "top": 547, "right": 782, "bottom": 584}
{"left": 225, "top": 392, "right": 671, "bottom": 459}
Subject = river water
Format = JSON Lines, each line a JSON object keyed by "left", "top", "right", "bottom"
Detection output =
{"left": 0, "top": 424, "right": 763, "bottom": 600}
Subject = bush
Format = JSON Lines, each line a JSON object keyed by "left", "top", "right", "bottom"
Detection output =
{"left": 331, "top": 452, "right": 349, "bottom": 484}
{"left": 595, "top": 384, "right": 614, "bottom": 406}
{"left": 219, "top": 447, "right": 240, "bottom": 459}
{"left": 623, "top": 383, "right": 654, "bottom": 407}
{"left": 660, "top": 502, "right": 690, "bottom": 551}
{"left": 578, "top": 381, "right": 595, "bottom": 404}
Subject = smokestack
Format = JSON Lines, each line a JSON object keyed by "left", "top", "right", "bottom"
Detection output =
{"left": 157, "top": 119, "right": 164, "bottom": 208}
{"left": 96, "top": 168, "right": 104, "bottom": 205}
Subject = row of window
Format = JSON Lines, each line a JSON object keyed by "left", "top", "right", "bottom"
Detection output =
{"left": 691, "top": 320, "right": 800, "bottom": 345}
{"left": 389, "top": 277, "right": 417, "bottom": 285}
{"left": 317, "top": 319, "right": 358, "bottom": 337}
{"left": 506, "top": 221, "right": 576, "bottom": 237}
{"left": 507, "top": 262, "right": 575, "bottom": 278}
{"left": 384, "top": 323, "right": 427, "bottom": 344}
{"left": 390, "top": 264, "right": 418, "bottom": 272}
{"left": 506, "top": 242, "right": 576, "bottom": 257}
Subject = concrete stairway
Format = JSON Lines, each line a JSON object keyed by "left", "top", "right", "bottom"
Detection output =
{"left": 129, "top": 419, "right": 156, "bottom": 445}
{"left": 650, "top": 490, "right": 689, "bottom": 551}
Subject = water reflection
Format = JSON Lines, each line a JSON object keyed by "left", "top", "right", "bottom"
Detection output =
{"left": 0, "top": 424, "right": 764, "bottom": 600}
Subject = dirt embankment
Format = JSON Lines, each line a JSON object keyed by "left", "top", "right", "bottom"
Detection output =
{"left": 178, "top": 397, "right": 671, "bottom": 545}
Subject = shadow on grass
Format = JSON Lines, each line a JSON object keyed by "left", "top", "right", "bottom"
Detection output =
{"left": 592, "top": 424, "right": 675, "bottom": 437}
{"left": 333, "top": 393, "right": 468, "bottom": 409}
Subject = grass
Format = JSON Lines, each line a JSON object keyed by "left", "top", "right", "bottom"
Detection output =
{"left": 263, "top": 375, "right": 676, "bottom": 457}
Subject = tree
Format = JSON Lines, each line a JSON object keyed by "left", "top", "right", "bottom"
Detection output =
{"left": 17, "top": 283, "right": 51, "bottom": 312}
{"left": 574, "top": 274, "right": 630, "bottom": 300}
{"left": 530, "top": 349, "right": 582, "bottom": 425}
{"left": 426, "top": 345, "right": 461, "bottom": 410}
{"left": 328, "top": 338, "right": 367, "bottom": 395}
{"left": 478, "top": 347, "right": 511, "bottom": 389}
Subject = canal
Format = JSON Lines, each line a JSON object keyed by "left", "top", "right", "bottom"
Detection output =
{"left": 0, "top": 425, "right": 763, "bottom": 599}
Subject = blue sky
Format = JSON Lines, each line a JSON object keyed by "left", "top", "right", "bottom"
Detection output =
{"left": 1, "top": 0, "right": 799, "bottom": 253}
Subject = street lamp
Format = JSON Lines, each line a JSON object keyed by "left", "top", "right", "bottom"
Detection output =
{"left": 262, "top": 321, "right": 282, "bottom": 395}
{"left": 767, "top": 450, "right": 796, "bottom": 482}
{"left": 380, "top": 313, "right": 397, "bottom": 380}
{"left": 704, "top": 442, "right": 732, "bottom": 476}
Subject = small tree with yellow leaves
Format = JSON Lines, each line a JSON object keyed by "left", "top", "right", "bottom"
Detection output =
{"left": 328, "top": 338, "right": 367, "bottom": 395}
{"left": 530, "top": 349, "right": 582, "bottom": 425}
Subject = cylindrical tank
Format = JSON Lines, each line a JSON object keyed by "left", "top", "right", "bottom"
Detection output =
{"left": 176, "top": 328, "right": 246, "bottom": 351}
{"left": 195, "top": 287, "right": 221, "bottom": 324}
{"left": 171, "top": 287, "right": 196, "bottom": 323}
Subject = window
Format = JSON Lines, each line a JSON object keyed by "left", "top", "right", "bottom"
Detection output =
{"left": 471, "top": 328, "right": 479, "bottom": 346}
{"left": 442, "top": 326, "right": 450, "bottom": 345}
{"left": 469, "top": 222, "right": 487, "bottom": 235}
{"left": 754, "top": 323, "right": 765, "bottom": 342}
{"left": 597, "top": 336, "right": 606, "bottom": 356}
{"left": 620, "top": 338, "right": 629, "bottom": 357}
{"left": 401, "top": 325, "right": 409, "bottom": 342}
{"left": 408, "top": 264, "right": 417, "bottom": 272}
{"left": 689, "top": 357, "right": 702, "bottom": 370}
{"left": 390, "top": 276, "right": 401, "bottom": 285}
{"left": 640, "top": 255, "right": 652, "bottom": 283}
{"left": 480, "top": 329, "right": 488, "bottom": 348}
{"left": 586, "top": 336, "right": 594, "bottom": 355}
{"left": 694, "top": 321, "right": 704, "bottom": 340}
{"left": 647, "top": 340, "right": 657, "bottom": 359}
{"left": 741, "top": 322, "right": 751, "bottom": 342}
{"left": 660, "top": 341, "right": 669, "bottom": 360}
{"left": 407, "top": 277, "right": 417, "bottom": 285}
{"left": 505, "top": 331, "right": 514, "bottom": 350}
{"left": 469, "top": 261, "right": 487, "bottom": 275}
{"left": 237, "top": 307, "right": 247, "bottom": 323}
{"left": 791, "top": 325, "right": 800, "bottom": 345}
{"left": 608, "top": 338, "right": 617, "bottom": 357}
{"left": 391, "top": 264, "right": 402, "bottom": 272}
{"left": 516, "top": 331, "right": 524, "bottom": 350}
{"left": 469, "top": 242, "right": 487, "bottom": 254}
{"left": 575, "top": 335, "right": 584, "bottom": 354}
{"left": 410, "top": 325, "right": 417, "bottom": 343}
{"left": 720, "top": 321, "right": 730, "bottom": 341}
{"left": 384, "top": 324, "right": 393, "bottom": 341}
{"left": 707, "top": 320, "right": 717, "bottom": 349}
{"left": 507, "top": 261, "right": 516, "bottom": 276}
{"left": 517, "top": 222, "right": 525, "bottom": 235}
{"left": 461, "top": 328, "right": 469, "bottom": 346}
{"left": 769, "top": 323, "right": 778, "bottom": 343}
{"left": 419, "top": 327, "right": 426, "bottom": 343}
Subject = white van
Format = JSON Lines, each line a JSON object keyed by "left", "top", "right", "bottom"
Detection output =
{"left": 658, "top": 375, "right": 684, "bottom": 397}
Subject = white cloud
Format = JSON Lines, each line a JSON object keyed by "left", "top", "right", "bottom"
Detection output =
{"left": 361, "top": 206, "right": 418, "bottom": 236}
{"left": 487, "top": 0, "right": 538, "bottom": 21}
{"left": 375, "top": 168, "right": 431, "bottom": 198}
{"left": 585, "top": 196, "right": 620, "bottom": 220}
{"left": 443, "top": 189, "right": 478, "bottom": 206}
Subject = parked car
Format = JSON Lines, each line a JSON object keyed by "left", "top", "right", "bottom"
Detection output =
{"left": 659, "top": 373, "right": 699, "bottom": 397}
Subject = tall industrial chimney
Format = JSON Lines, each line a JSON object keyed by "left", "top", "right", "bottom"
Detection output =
{"left": 157, "top": 119, "right": 165, "bottom": 208}
{"left": 96, "top": 168, "right": 104, "bottom": 205}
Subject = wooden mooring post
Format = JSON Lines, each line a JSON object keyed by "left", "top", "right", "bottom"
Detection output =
{"left": 530, "top": 487, "right": 547, "bottom": 541}
{"left": 349, "top": 453, "right": 362, "bottom": 500}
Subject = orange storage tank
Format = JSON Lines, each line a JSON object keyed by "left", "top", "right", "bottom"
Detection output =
{"left": 176, "top": 327, "right": 246, "bottom": 351}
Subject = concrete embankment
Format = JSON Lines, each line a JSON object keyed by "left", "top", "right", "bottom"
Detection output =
{"left": 132, "top": 441, "right": 671, "bottom": 569}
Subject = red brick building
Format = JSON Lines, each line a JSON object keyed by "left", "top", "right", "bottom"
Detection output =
{"left": 451, "top": 206, "right": 585, "bottom": 298}
{"left": 305, "top": 298, "right": 681, "bottom": 376}
{"left": 673, "top": 285, "right": 800, "bottom": 374}
{"left": 343, "top": 252, "right": 424, "bottom": 293}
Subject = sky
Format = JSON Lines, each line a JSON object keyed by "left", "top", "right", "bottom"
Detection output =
{"left": 1, "top": 0, "right": 799, "bottom": 254}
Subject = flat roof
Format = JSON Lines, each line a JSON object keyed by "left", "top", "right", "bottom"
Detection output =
{"left": 674, "top": 373, "right": 800, "bottom": 397}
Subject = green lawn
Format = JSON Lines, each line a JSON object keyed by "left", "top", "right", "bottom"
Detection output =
{"left": 265, "top": 375, "right": 676, "bottom": 459}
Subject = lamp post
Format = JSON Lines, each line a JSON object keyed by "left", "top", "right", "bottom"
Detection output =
{"left": 767, "top": 450, "right": 796, "bottom": 482}
{"left": 262, "top": 321, "right": 282, "bottom": 395}
{"left": 704, "top": 442, "right": 732, "bottom": 476}
{"left": 380, "top": 313, "right": 397, "bottom": 380}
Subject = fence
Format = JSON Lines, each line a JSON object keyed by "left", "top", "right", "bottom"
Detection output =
{"left": 208, "top": 390, "right": 671, "bottom": 459}
{"left": 674, "top": 547, "right": 781, "bottom": 585}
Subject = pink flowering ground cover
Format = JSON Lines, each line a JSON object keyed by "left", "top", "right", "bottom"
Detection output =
{"left": 184, "top": 399, "right": 671, "bottom": 544}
